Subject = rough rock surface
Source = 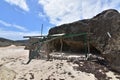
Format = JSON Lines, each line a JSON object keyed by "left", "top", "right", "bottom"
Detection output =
{"left": 48, "top": 9, "right": 120, "bottom": 72}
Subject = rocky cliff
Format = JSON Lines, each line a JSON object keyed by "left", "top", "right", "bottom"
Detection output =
{"left": 48, "top": 9, "right": 120, "bottom": 72}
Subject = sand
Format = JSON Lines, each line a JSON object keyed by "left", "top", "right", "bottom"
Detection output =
{"left": 0, "top": 45, "right": 119, "bottom": 80}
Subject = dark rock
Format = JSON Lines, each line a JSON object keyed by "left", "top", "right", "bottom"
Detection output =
{"left": 48, "top": 9, "right": 120, "bottom": 72}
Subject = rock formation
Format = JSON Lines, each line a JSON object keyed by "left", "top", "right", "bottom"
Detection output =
{"left": 48, "top": 9, "right": 120, "bottom": 72}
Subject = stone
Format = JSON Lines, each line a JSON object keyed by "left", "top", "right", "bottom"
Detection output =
{"left": 48, "top": 9, "right": 120, "bottom": 72}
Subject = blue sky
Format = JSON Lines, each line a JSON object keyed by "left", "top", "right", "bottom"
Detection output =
{"left": 0, "top": 0, "right": 120, "bottom": 40}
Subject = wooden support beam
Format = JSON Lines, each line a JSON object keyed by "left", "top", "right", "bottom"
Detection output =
{"left": 60, "top": 39, "right": 63, "bottom": 52}
{"left": 23, "top": 35, "right": 47, "bottom": 38}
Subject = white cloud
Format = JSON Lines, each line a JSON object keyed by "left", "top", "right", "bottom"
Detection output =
{"left": 38, "top": 12, "right": 47, "bottom": 21}
{"left": 0, "top": 20, "right": 12, "bottom": 27}
{"left": 13, "top": 24, "right": 27, "bottom": 31}
{"left": 0, "top": 20, "right": 27, "bottom": 31}
{"left": 0, "top": 29, "right": 41, "bottom": 40}
{"left": 39, "top": 0, "right": 120, "bottom": 25}
{"left": 39, "top": 0, "right": 81, "bottom": 25}
{"left": 38, "top": 12, "right": 46, "bottom": 18}
{"left": 5, "top": 0, "right": 29, "bottom": 11}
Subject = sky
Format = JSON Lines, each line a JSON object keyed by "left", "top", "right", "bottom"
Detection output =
{"left": 0, "top": 0, "right": 120, "bottom": 40}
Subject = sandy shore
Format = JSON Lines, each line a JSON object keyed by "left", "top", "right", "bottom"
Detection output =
{"left": 0, "top": 45, "right": 119, "bottom": 80}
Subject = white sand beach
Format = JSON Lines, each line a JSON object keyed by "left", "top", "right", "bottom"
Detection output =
{"left": 0, "top": 45, "right": 119, "bottom": 80}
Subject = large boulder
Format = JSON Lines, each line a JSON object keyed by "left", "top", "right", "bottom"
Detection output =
{"left": 48, "top": 9, "right": 120, "bottom": 72}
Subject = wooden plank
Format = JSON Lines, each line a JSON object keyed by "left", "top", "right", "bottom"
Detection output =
{"left": 23, "top": 35, "right": 47, "bottom": 38}
{"left": 49, "top": 33, "right": 65, "bottom": 37}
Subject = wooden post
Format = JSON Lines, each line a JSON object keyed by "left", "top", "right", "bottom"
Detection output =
{"left": 87, "top": 23, "right": 91, "bottom": 59}
{"left": 41, "top": 24, "right": 43, "bottom": 36}
{"left": 44, "top": 42, "right": 50, "bottom": 60}
{"left": 87, "top": 32, "right": 90, "bottom": 54}
{"left": 60, "top": 38, "right": 63, "bottom": 52}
